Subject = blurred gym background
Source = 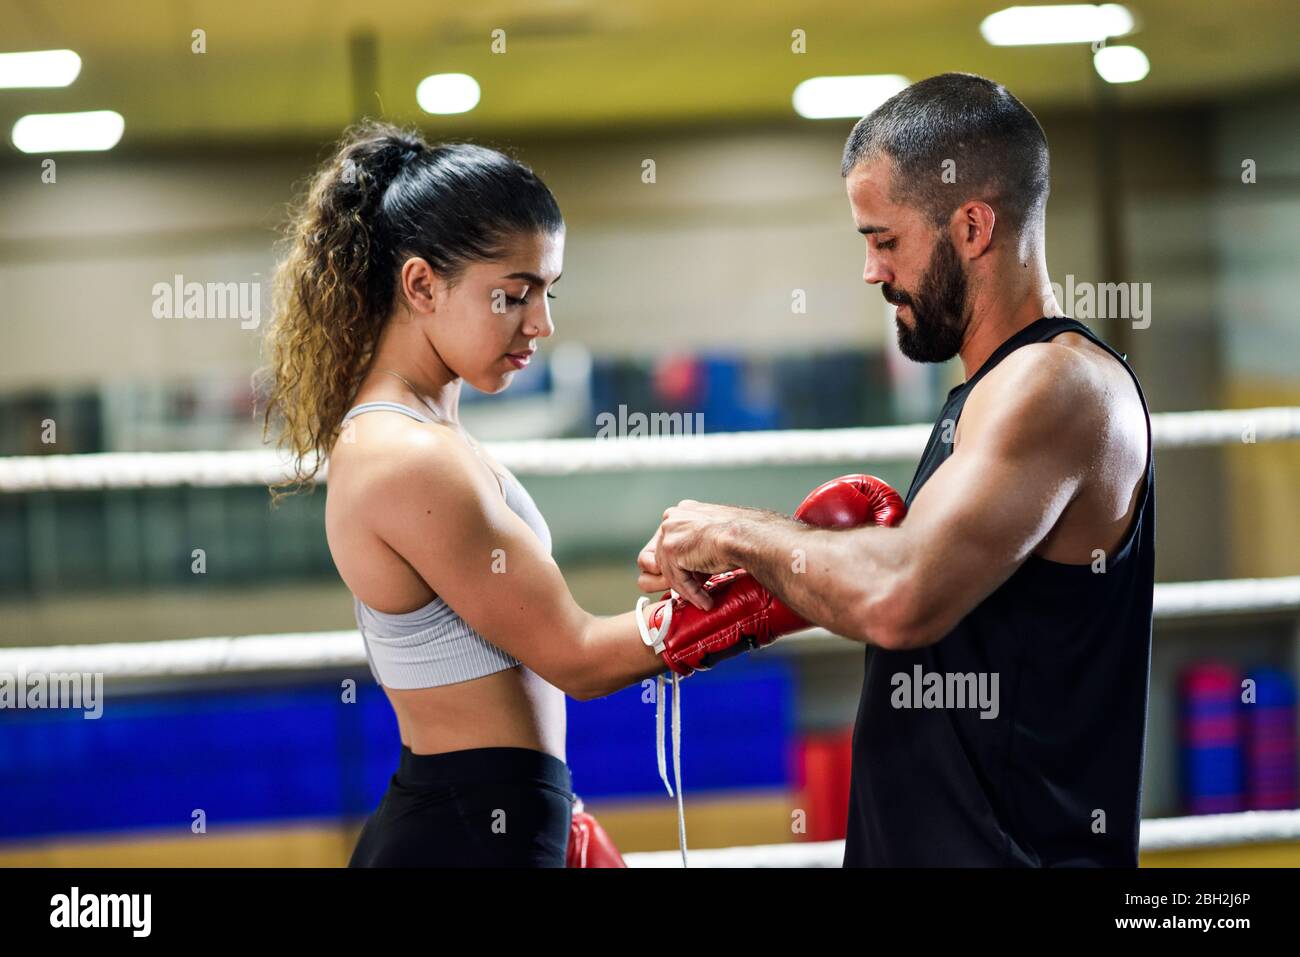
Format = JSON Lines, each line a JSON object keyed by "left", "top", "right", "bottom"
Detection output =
{"left": 1, "top": 1, "right": 1298, "bottom": 865}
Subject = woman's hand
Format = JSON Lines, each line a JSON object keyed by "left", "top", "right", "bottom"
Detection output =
{"left": 636, "top": 533, "right": 672, "bottom": 593}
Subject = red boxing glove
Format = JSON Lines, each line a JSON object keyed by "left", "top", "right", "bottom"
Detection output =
{"left": 566, "top": 797, "right": 626, "bottom": 868}
{"left": 793, "top": 473, "right": 908, "bottom": 531}
{"left": 643, "top": 475, "right": 906, "bottom": 675}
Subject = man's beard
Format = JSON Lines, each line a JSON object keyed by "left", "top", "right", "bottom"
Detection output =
{"left": 886, "top": 235, "right": 969, "bottom": 363}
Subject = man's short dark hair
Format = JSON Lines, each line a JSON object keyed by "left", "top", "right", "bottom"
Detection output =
{"left": 841, "top": 73, "right": 1050, "bottom": 236}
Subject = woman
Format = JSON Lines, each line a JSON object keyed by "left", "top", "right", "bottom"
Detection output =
{"left": 259, "top": 121, "right": 689, "bottom": 868}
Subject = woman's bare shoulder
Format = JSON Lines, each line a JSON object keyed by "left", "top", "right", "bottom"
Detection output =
{"left": 328, "top": 413, "right": 491, "bottom": 520}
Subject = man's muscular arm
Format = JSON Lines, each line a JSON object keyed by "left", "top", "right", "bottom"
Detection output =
{"left": 712, "top": 511, "right": 906, "bottom": 646}
{"left": 713, "top": 348, "right": 1105, "bottom": 649}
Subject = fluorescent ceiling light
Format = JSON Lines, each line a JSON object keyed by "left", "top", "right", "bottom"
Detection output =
{"left": 1093, "top": 45, "right": 1150, "bottom": 83}
{"left": 793, "top": 75, "right": 910, "bottom": 120}
{"left": 0, "top": 49, "right": 82, "bottom": 88}
{"left": 416, "top": 73, "right": 481, "bottom": 115}
{"left": 981, "top": 5, "right": 1134, "bottom": 46}
{"left": 12, "top": 110, "right": 125, "bottom": 152}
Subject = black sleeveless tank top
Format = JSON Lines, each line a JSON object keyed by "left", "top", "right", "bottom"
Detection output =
{"left": 844, "top": 317, "right": 1155, "bottom": 867}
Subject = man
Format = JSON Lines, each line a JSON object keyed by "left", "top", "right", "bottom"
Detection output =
{"left": 637, "top": 73, "right": 1154, "bottom": 866}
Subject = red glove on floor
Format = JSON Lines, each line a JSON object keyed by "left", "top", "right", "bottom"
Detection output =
{"left": 566, "top": 797, "right": 626, "bottom": 868}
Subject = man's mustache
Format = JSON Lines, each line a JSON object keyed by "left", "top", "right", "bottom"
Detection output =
{"left": 882, "top": 285, "right": 912, "bottom": 308}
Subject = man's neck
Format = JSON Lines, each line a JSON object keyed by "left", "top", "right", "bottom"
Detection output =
{"left": 957, "top": 279, "right": 1063, "bottom": 380}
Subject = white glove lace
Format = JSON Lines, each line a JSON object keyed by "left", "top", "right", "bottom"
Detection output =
{"left": 636, "top": 595, "right": 688, "bottom": 868}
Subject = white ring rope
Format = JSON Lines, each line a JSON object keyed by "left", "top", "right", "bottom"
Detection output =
{"left": 0, "top": 406, "right": 1295, "bottom": 492}
{"left": 622, "top": 809, "right": 1300, "bottom": 867}
{"left": 1152, "top": 576, "right": 1300, "bottom": 618}
{"left": 0, "top": 630, "right": 365, "bottom": 679}
{"left": 2, "top": 577, "right": 1297, "bottom": 680}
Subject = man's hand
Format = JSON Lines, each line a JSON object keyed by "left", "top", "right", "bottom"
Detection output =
{"left": 640, "top": 476, "right": 907, "bottom": 674}
{"left": 645, "top": 500, "right": 771, "bottom": 610}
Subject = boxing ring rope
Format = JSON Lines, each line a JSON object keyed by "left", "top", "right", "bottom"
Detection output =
{"left": 623, "top": 809, "right": 1300, "bottom": 867}
{"left": 2, "top": 404, "right": 1298, "bottom": 861}
{"left": 0, "top": 405, "right": 1296, "bottom": 491}
{"left": 4, "top": 575, "right": 1299, "bottom": 680}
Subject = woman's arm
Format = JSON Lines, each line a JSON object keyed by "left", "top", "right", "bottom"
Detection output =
{"left": 367, "top": 430, "right": 664, "bottom": 700}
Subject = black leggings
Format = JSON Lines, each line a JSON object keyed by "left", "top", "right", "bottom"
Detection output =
{"left": 349, "top": 746, "right": 574, "bottom": 868}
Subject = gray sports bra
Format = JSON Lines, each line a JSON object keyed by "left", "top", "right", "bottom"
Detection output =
{"left": 339, "top": 401, "right": 553, "bottom": 689}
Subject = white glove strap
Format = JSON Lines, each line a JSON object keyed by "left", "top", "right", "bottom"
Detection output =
{"left": 635, "top": 595, "right": 672, "bottom": 653}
